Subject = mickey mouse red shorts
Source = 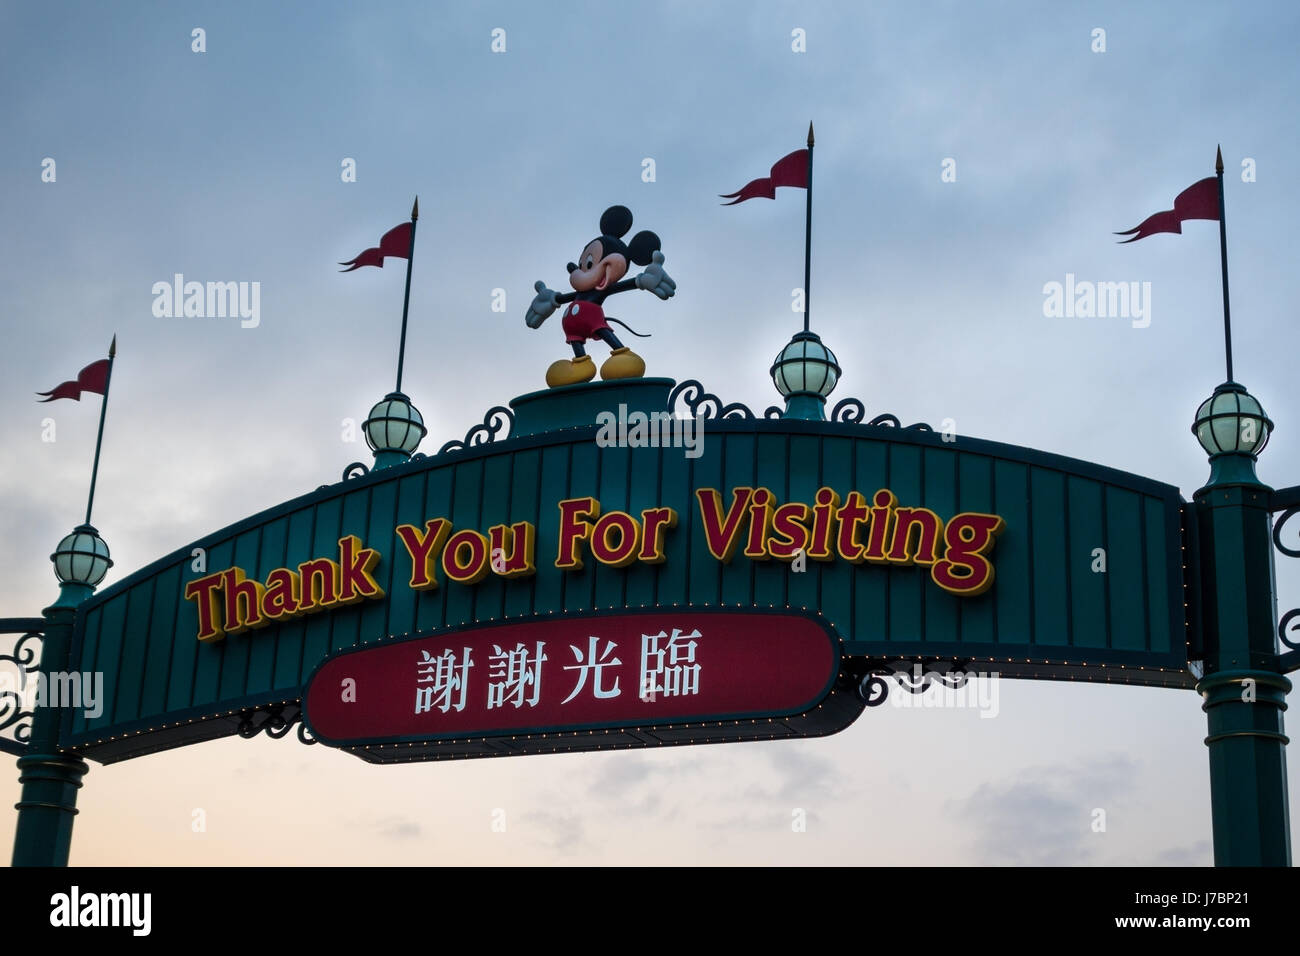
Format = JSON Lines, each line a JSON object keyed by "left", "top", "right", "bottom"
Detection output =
{"left": 561, "top": 301, "right": 611, "bottom": 344}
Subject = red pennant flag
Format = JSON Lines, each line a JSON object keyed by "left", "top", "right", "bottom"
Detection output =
{"left": 1116, "top": 176, "right": 1219, "bottom": 243}
{"left": 339, "top": 222, "right": 413, "bottom": 271}
{"left": 720, "top": 149, "right": 809, "bottom": 205}
{"left": 37, "top": 359, "right": 110, "bottom": 403}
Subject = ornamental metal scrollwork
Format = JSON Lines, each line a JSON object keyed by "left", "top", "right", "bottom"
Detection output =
{"left": 855, "top": 670, "right": 891, "bottom": 707}
{"left": 889, "top": 659, "right": 972, "bottom": 694}
{"left": 831, "top": 397, "right": 867, "bottom": 423}
{"left": 1272, "top": 502, "right": 1300, "bottom": 649}
{"left": 438, "top": 406, "right": 514, "bottom": 455}
{"left": 667, "top": 380, "right": 755, "bottom": 421}
{"left": 763, "top": 406, "right": 784, "bottom": 419}
{"left": 236, "top": 702, "right": 314, "bottom": 744}
{"left": 342, "top": 461, "right": 370, "bottom": 481}
{"left": 0, "top": 628, "right": 42, "bottom": 752}
{"left": 865, "top": 412, "right": 934, "bottom": 432}
{"left": 855, "top": 659, "right": 974, "bottom": 708}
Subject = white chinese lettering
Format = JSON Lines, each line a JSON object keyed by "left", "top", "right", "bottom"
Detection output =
{"left": 561, "top": 636, "right": 622, "bottom": 704}
{"left": 639, "top": 628, "right": 701, "bottom": 701}
{"left": 487, "top": 641, "right": 547, "bottom": 709}
{"left": 414, "top": 647, "right": 473, "bottom": 714}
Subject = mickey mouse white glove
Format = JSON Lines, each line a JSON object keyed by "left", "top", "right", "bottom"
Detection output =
{"left": 525, "top": 281, "right": 559, "bottom": 328}
{"left": 635, "top": 251, "right": 676, "bottom": 300}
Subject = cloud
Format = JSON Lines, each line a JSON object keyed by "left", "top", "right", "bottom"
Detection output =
{"left": 374, "top": 816, "right": 421, "bottom": 840}
{"left": 1155, "top": 840, "right": 1211, "bottom": 867}
{"left": 764, "top": 744, "right": 842, "bottom": 802}
{"left": 587, "top": 755, "right": 655, "bottom": 797}
{"left": 951, "top": 754, "right": 1137, "bottom": 865}
{"left": 522, "top": 808, "right": 587, "bottom": 855}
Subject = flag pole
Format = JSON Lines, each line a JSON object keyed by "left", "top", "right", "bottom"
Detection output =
{"left": 803, "top": 122, "right": 814, "bottom": 334}
{"left": 1215, "top": 146, "right": 1234, "bottom": 382}
{"left": 395, "top": 196, "right": 419, "bottom": 393}
{"left": 84, "top": 335, "right": 116, "bottom": 526}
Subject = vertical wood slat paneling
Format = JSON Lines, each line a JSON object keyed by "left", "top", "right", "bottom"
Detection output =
{"left": 785, "top": 435, "right": 821, "bottom": 616}
{"left": 445, "top": 459, "right": 485, "bottom": 629}
{"left": 75, "top": 597, "right": 108, "bottom": 735}
{"left": 887, "top": 443, "right": 923, "bottom": 643}
{"left": 388, "top": 472, "right": 427, "bottom": 641}
{"left": 956, "top": 452, "right": 995, "bottom": 646}
{"left": 752, "top": 433, "right": 791, "bottom": 612}
{"left": 532, "top": 444, "right": 570, "bottom": 617}
{"left": 990, "top": 461, "right": 1032, "bottom": 645}
{"left": 1067, "top": 476, "right": 1107, "bottom": 649}
{"left": 593, "top": 442, "right": 632, "bottom": 610}
{"left": 924, "top": 447, "right": 960, "bottom": 645}
{"left": 1106, "top": 488, "right": 1146, "bottom": 652}
{"left": 853, "top": 440, "right": 890, "bottom": 644}
{"left": 564, "top": 442, "right": 600, "bottom": 615}
{"left": 299, "top": 497, "right": 342, "bottom": 682}
{"left": 414, "top": 467, "right": 452, "bottom": 635}
{"left": 1029, "top": 469, "right": 1068, "bottom": 646}
{"left": 271, "top": 508, "right": 315, "bottom": 689}
{"left": 475, "top": 453, "right": 516, "bottom": 626}
{"left": 111, "top": 577, "right": 155, "bottom": 725}
{"left": 818, "top": 438, "right": 854, "bottom": 634}
{"left": 720, "top": 434, "right": 757, "bottom": 608}
{"left": 1146, "top": 497, "right": 1174, "bottom": 654}
{"left": 623, "top": 444, "right": 663, "bottom": 610}
{"left": 360, "top": 481, "right": 397, "bottom": 649}
{"left": 246, "top": 518, "right": 287, "bottom": 696}
{"left": 217, "top": 528, "right": 261, "bottom": 701}
{"left": 332, "top": 488, "right": 370, "bottom": 652}
{"left": 188, "top": 538, "right": 233, "bottom": 707}
{"left": 138, "top": 564, "right": 181, "bottom": 718}
{"left": 654, "top": 437, "right": 691, "bottom": 608}
{"left": 687, "top": 440, "right": 723, "bottom": 609}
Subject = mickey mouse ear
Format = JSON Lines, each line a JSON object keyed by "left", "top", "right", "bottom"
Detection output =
{"left": 599, "top": 205, "right": 634, "bottom": 238}
{"left": 627, "top": 230, "right": 661, "bottom": 266}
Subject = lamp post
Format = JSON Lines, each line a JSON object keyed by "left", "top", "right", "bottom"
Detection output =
{"left": 364, "top": 391, "right": 427, "bottom": 469}
{"left": 771, "top": 330, "right": 840, "bottom": 421}
{"left": 11, "top": 524, "right": 112, "bottom": 865}
{"left": 1190, "top": 380, "right": 1291, "bottom": 866}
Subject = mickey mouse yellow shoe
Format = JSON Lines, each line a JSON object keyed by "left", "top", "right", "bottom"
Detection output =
{"left": 599, "top": 347, "right": 645, "bottom": 381}
{"left": 546, "top": 354, "right": 596, "bottom": 388}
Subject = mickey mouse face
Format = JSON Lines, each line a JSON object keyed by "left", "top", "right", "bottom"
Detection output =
{"left": 567, "top": 239, "right": 629, "bottom": 293}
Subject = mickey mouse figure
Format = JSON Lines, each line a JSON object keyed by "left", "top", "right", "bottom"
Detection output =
{"left": 525, "top": 205, "right": 676, "bottom": 387}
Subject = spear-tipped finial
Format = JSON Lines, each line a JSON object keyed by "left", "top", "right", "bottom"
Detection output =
{"left": 807, "top": 122, "right": 815, "bottom": 147}
{"left": 109, "top": 334, "right": 117, "bottom": 358}
{"left": 411, "top": 196, "right": 419, "bottom": 221}
{"left": 1215, "top": 145, "right": 1223, "bottom": 175}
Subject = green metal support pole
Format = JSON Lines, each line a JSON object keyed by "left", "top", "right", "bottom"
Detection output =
{"left": 11, "top": 586, "right": 91, "bottom": 867}
{"left": 1194, "top": 470, "right": 1292, "bottom": 866}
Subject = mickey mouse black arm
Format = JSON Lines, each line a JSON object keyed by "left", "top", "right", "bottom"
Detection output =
{"left": 551, "top": 278, "right": 636, "bottom": 306}
{"left": 600, "top": 279, "right": 640, "bottom": 297}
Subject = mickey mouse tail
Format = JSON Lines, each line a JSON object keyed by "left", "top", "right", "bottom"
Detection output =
{"left": 606, "top": 317, "right": 651, "bottom": 338}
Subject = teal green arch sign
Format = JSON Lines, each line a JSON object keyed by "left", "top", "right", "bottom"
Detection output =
{"left": 57, "top": 378, "right": 1190, "bottom": 765}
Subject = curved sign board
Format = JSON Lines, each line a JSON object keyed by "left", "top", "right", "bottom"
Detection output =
{"left": 303, "top": 610, "right": 855, "bottom": 762}
{"left": 61, "top": 380, "right": 1192, "bottom": 764}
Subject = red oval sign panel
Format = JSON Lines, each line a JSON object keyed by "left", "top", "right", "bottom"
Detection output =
{"left": 304, "top": 610, "right": 840, "bottom": 746}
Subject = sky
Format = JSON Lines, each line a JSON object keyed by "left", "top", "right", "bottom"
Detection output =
{"left": 2, "top": 0, "right": 1299, "bottom": 865}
